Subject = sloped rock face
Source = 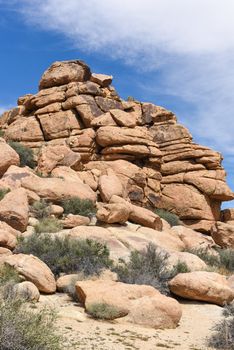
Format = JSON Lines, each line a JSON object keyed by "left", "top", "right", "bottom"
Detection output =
{"left": 1, "top": 59, "right": 233, "bottom": 232}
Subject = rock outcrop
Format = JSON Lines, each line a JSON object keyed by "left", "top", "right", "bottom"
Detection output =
{"left": 0, "top": 59, "right": 233, "bottom": 232}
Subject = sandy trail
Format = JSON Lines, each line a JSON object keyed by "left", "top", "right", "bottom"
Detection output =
{"left": 37, "top": 294, "right": 223, "bottom": 350}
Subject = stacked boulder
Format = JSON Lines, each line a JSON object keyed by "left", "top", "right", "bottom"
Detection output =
{"left": 0, "top": 59, "right": 233, "bottom": 232}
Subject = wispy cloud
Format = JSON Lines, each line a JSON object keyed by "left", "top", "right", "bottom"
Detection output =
{"left": 7, "top": 1, "right": 234, "bottom": 160}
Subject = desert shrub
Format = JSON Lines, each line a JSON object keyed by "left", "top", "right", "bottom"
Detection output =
{"left": 219, "top": 249, "right": 234, "bottom": 273}
{"left": 0, "top": 189, "right": 10, "bottom": 201}
{"left": 86, "top": 303, "right": 125, "bottom": 320}
{"left": 114, "top": 244, "right": 189, "bottom": 295}
{"left": 0, "top": 265, "right": 20, "bottom": 289}
{"left": 31, "top": 199, "right": 51, "bottom": 219}
{"left": 0, "top": 298, "right": 62, "bottom": 350}
{"left": 186, "top": 247, "right": 220, "bottom": 267}
{"left": 8, "top": 141, "right": 36, "bottom": 168}
{"left": 35, "top": 217, "right": 62, "bottom": 233}
{"left": 186, "top": 247, "right": 234, "bottom": 273}
{"left": 16, "top": 234, "right": 113, "bottom": 277}
{"left": 61, "top": 197, "right": 96, "bottom": 218}
{"left": 154, "top": 209, "right": 180, "bottom": 226}
{"left": 0, "top": 130, "right": 5, "bottom": 137}
{"left": 208, "top": 303, "right": 234, "bottom": 349}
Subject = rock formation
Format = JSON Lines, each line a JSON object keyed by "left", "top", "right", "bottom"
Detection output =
{"left": 0, "top": 59, "right": 233, "bottom": 232}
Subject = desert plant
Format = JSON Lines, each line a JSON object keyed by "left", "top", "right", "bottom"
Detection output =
{"left": 185, "top": 247, "right": 220, "bottom": 267}
{"left": 0, "top": 265, "right": 20, "bottom": 289}
{"left": 219, "top": 249, "right": 234, "bottom": 273}
{"left": 60, "top": 197, "right": 96, "bottom": 218}
{"left": 208, "top": 303, "right": 234, "bottom": 349}
{"left": 0, "top": 298, "right": 62, "bottom": 350}
{"left": 114, "top": 244, "right": 189, "bottom": 295}
{"left": 0, "top": 130, "right": 4, "bottom": 137}
{"left": 35, "top": 217, "right": 62, "bottom": 234}
{"left": 86, "top": 302, "right": 126, "bottom": 320}
{"left": 185, "top": 247, "right": 234, "bottom": 273}
{"left": 31, "top": 199, "right": 51, "bottom": 219}
{"left": 8, "top": 141, "right": 36, "bottom": 168}
{"left": 0, "top": 189, "right": 10, "bottom": 201}
{"left": 154, "top": 209, "right": 180, "bottom": 226}
{"left": 16, "top": 234, "right": 113, "bottom": 277}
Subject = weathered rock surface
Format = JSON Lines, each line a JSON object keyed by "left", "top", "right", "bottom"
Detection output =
{"left": 12, "top": 281, "right": 40, "bottom": 301}
{"left": 211, "top": 221, "right": 234, "bottom": 248}
{"left": 0, "top": 188, "right": 29, "bottom": 232}
{"left": 169, "top": 271, "right": 234, "bottom": 305}
{"left": 1, "top": 59, "right": 233, "bottom": 232}
{"left": 76, "top": 280, "right": 182, "bottom": 329}
{"left": 0, "top": 138, "right": 20, "bottom": 176}
{"left": 3, "top": 253, "right": 56, "bottom": 293}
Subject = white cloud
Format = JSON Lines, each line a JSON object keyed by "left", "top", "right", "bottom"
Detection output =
{"left": 10, "top": 1, "right": 234, "bottom": 159}
{"left": 0, "top": 106, "right": 9, "bottom": 115}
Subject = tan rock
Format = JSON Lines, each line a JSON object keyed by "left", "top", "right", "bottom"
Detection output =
{"left": 37, "top": 110, "right": 81, "bottom": 140}
{"left": 0, "top": 139, "right": 20, "bottom": 176}
{"left": 98, "top": 169, "right": 123, "bottom": 202}
{"left": 169, "top": 271, "right": 234, "bottom": 305}
{"left": 12, "top": 281, "right": 40, "bottom": 301}
{"left": 76, "top": 280, "right": 182, "bottom": 328}
{"left": 96, "top": 203, "right": 130, "bottom": 224}
{"left": 51, "top": 166, "right": 84, "bottom": 184}
{"left": 110, "top": 109, "right": 136, "bottom": 128}
{"left": 3, "top": 253, "right": 56, "bottom": 293}
{"left": 227, "top": 275, "right": 234, "bottom": 290}
{"left": 21, "top": 173, "right": 96, "bottom": 203}
{"left": 95, "top": 96, "right": 123, "bottom": 112}
{"left": 5, "top": 117, "right": 44, "bottom": 142}
{"left": 0, "top": 247, "right": 12, "bottom": 255}
{"left": 0, "top": 230, "right": 17, "bottom": 250}
{"left": 56, "top": 274, "right": 80, "bottom": 292}
{"left": 171, "top": 226, "right": 216, "bottom": 250}
{"left": 39, "top": 60, "right": 91, "bottom": 89}
{"left": 166, "top": 251, "right": 207, "bottom": 272}
{"left": 37, "top": 144, "right": 81, "bottom": 175}
{"left": 91, "top": 112, "right": 117, "bottom": 127}
{"left": 50, "top": 204, "right": 64, "bottom": 217}
{"left": 35, "top": 102, "right": 62, "bottom": 115}
{"left": 211, "top": 221, "right": 234, "bottom": 248}
{"left": 0, "top": 188, "right": 29, "bottom": 232}
{"left": 91, "top": 73, "right": 113, "bottom": 87}
{"left": 62, "top": 214, "right": 90, "bottom": 228}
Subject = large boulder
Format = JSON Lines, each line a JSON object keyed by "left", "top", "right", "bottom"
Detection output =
{"left": 21, "top": 173, "right": 96, "bottom": 203}
{"left": 39, "top": 60, "right": 91, "bottom": 89}
{"left": 37, "top": 144, "right": 81, "bottom": 175}
{"left": 96, "top": 202, "right": 130, "bottom": 224}
{"left": 3, "top": 254, "right": 56, "bottom": 293}
{"left": 211, "top": 221, "right": 234, "bottom": 248}
{"left": 98, "top": 169, "right": 123, "bottom": 202}
{"left": 169, "top": 271, "right": 234, "bottom": 305}
{"left": 0, "top": 139, "right": 20, "bottom": 176}
{"left": 0, "top": 188, "right": 29, "bottom": 232}
{"left": 76, "top": 280, "right": 182, "bottom": 329}
{"left": 12, "top": 281, "right": 40, "bottom": 302}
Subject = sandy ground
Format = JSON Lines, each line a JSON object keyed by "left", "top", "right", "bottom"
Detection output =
{"left": 35, "top": 293, "right": 223, "bottom": 350}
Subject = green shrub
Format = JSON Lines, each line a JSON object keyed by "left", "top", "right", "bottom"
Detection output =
{"left": 0, "top": 130, "right": 4, "bottom": 137}
{"left": 15, "top": 234, "right": 113, "bottom": 277}
{"left": 219, "top": 249, "right": 234, "bottom": 273}
{"left": 208, "top": 303, "right": 234, "bottom": 349}
{"left": 185, "top": 247, "right": 234, "bottom": 273}
{"left": 8, "top": 141, "right": 36, "bottom": 168}
{"left": 114, "top": 244, "right": 188, "bottom": 295}
{"left": 0, "top": 189, "right": 10, "bottom": 201}
{"left": 35, "top": 217, "right": 62, "bottom": 234}
{"left": 61, "top": 197, "right": 96, "bottom": 218}
{"left": 86, "top": 303, "right": 126, "bottom": 320}
{"left": 0, "top": 298, "right": 62, "bottom": 350}
{"left": 31, "top": 199, "right": 51, "bottom": 219}
{"left": 0, "top": 265, "right": 20, "bottom": 288}
{"left": 154, "top": 209, "right": 180, "bottom": 226}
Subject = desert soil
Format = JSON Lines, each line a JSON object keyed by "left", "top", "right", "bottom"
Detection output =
{"left": 35, "top": 293, "right": 223, "bottom": 350}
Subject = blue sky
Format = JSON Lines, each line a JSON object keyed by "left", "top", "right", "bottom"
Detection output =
{"left": 0, "top": 0, "right": 233, "bottom": 208}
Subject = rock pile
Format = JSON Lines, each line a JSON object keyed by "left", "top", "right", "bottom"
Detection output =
{"left": 1, "top": 59, "right": 233, "bottom": 232}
